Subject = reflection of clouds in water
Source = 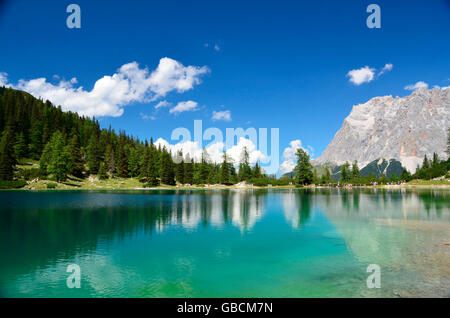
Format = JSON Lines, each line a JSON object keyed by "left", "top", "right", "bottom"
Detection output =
{"left": 281, "top": 190, "right": 313, "bottom": 228}
{"left": 163, "top": 190, "right": 266, "bottom": 232}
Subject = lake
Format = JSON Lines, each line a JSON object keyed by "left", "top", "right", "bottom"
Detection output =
{"left": 0, "top": 189, "right": 449, "bottom": 298}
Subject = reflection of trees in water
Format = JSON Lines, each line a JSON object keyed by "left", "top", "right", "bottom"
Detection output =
{"left": 315, "top": 188, "right": 449, "bottom": 221}
{"left": 281, "top": 189, "right": 312, "bottom": 228}
{"left": 0, "top": 190, "right": 269, "bottom": 279}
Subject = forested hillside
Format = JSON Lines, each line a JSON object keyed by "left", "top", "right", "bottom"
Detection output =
{"left": 0, "top": 87, "right": 269, "bottom": 187}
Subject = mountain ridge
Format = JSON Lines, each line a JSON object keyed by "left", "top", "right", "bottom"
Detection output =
{"left": 314, "top": 87, "right": 450, "bottom": 172}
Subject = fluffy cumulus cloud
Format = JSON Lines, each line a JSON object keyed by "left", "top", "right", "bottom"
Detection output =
{"left": 347, "top": 63, "right": 393, "bottom": 85}
{"left": 404, "top": 81, "right": 429, "bottom": 91}
{"left": 347, "top": 66, "right": 376, "bottom": 85}
{"left": 0, "top": 58, "right": 209, "bottom": 117}
{"left": 169, "top": 100, "right": 199, "bottom": 114}
{"left": 279, "top": 139, "right": 311, "bottom": 174}
{"left": 211, "top": 110, "right": 231, "bottom": 121}
{"left": 154, "top": 137, "right": 266, "bottom": 167}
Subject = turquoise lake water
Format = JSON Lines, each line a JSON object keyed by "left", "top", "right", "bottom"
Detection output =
{"left": 0, "top": 189, "right": 449, "bottom": 297}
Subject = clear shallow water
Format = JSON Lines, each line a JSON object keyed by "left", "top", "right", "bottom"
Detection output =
{"left": 0, "top": 189, "right": 449, "bottom": 298}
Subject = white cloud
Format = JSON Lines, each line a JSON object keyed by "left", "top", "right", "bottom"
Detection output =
{"left": 404, "top": 81, "right": 428, "bottom": 91}
{"left": 378, "top": 63, "right": 393, "bottom": 76}
{"left": 154, "top": 137, "right": 267, "bottom": 167}
{"left": 279, "top": 139, "right": 311, "bottom": 174}
{"left": 212, "top": 110, "right": 231, "bottom": 121}
{"left": 154, "top": 100, "right": 171, "bottom": 109}
{"left": 347, "top": 66, "right": 375, "bottom": 85}
{"left": 0, "top": 57, "right": 209, "bottom": 117}
{"left": 169, "top": 100, "right": 199, "bottom": 114}
{"left": 140, "top": 113, "right": 156, "bottom": 120}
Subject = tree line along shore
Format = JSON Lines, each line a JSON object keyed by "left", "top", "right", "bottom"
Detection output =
{"left": 0, "top": 87, "right": 449, "bottom": 190}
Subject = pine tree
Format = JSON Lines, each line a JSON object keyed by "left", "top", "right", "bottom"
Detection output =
{"left": 69, "top": 134, "right": 84, "bottom": 177}
{"left": 422, "top": 155, "right": 430, "bottom": 169}
{"left": 105, "top": 143, "right": 116, "bottom": 176}
{"left": 0, "top": 126, "right": 16, "bottom": 180}
{"left": 128, "top": 146, "right": 139, "bottom": 177}
{"left": 340, "top": 161, "right": 351, "bottom": 182}
{"left": 13, "top": 132, "right": 27, "bottom": 160}
{"left": 175, "top": 150, "right": 185, "bottom": 184}
{"left": 293, "top": 148, "right": 313, "bottom": 185}
{"left": 87, "top": 134, "right": 101, "bottom": 174}
{"left": 147, "top": 139, "right": 159, "bottom": 186}
{"left": 325, "top": 165, "right": 331, "bottom": 183}
{"left": 238, "top": 146, "right": 252, "bottom": 181}
{"left": 98, "top": 161, "right": 108, "bottom": 180}
{"left": 116, "top": 133, "right": 129, "bottom": 178}
{"left": 29, "top": 121, "right": 43, "bottom": 160}
{"left": 252, "top": 161, "right": 262, "bottom": 179}
{"left": 184, "top": 153, "right": 194, "bottom": 185}
{"left": 432, "top": 152, "right": 439, "bottom": 166}
{"left": 351, "top": 160, "right": 360, "bottom": 179}
{"left": 220, "top": 151, "right": 231, "bottom": 184}
{"left": 197, "top": 148, "right": 210, "bottom": 184}
{"left": 40, "top": 131, "right": 71, "bottom": 182}
{"left": 160, "top": 147, "right": 175, "bottom": 185}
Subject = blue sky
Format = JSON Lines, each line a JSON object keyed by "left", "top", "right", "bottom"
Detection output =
{"left": 0, "top": 0, "right": 449, "bottom": 172}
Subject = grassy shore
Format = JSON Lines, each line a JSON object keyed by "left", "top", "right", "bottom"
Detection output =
{"left": 13, "top": 176, "right": 450, "bottom": 190}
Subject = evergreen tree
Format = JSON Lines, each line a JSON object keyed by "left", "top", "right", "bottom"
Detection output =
{"left": 432, "top": 152, "right": 439, "bottom": 166}
{"left": 340, "top": 161, "right": 351, "bottom": 182}
{"left": 325, "top": 165, "right": 331, "bottom": 183}
{"left": 160, "top": 147, "right": 175, "bottom": 185}
{"left": 175, "top": 150, "right": 185, "bottom": 184}
{"left": 147, "top": 139, "right": 159, "bottom": 186}
{"left": 422, "top": 155, "right": 430, "bottom": 169}
{"left": 105, "top": 143, "right": 116, "bottom": 176}
{"left": 252, "top": 161, "right": 262, "bottom": 179}
{"left": 293, "top": 148, "right": 313, "bottom": 185}
{"left": 197, "top": 148, "right": 210, "bottom": 184}
{"left": 238, "top": 146, "right": 252, "bottom": 181}
{"left": 140, "top": 141, "right": 149, "bottom": 179}
{"left": 400, "top": 169, "right": 411, "bottom": 181}
{"left": 128, "top": 146, "right": 139, "bottom": 177}
{"left": 87, "top": 134, "right": 101, "bottom": 174}
{"left": 351, "top": 160, "right": 360, "bottom": 179}
{"left": 116, "top": 133, "right": 129, "bottom": 178}
{"left": 69, "top": 134, "right": 84, "bottom": 177}
{"left": 220, "top": 151, "right": 231, "bottom": 184}
{"left": 40, "top": 131, "right": 71, "bottom": 182}
{"left": 98, "top": 161, "right": 108, "bottom": 180}
{"left": 0, "top": 126, "right": 16, "bottom": 180}
{"left": 13, "top": 132, "right": 27, "bottom": 160}
{"left": 184, "top": 153, "right": 194, "bottom": 185}
{"left": 29, "top": 121, "right": 43, "bottom": 160}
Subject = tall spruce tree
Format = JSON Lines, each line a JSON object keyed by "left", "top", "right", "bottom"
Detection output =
{"left": 40, "top": 131, "right": 71, "bottom": 182}
{"left": 13, "top": 132, "right": 27, "bottom": 160}
{"left": 69, "top": 134, "right": 85, "bottom": 177}
{"left": 147, "top": 139, "right": 159, "bottom": 186}
{"left": 220, "top": 151, "right": 231, "bottom": 184}
{"left": 340, "top": 161, "right": 351, "bottom": 182}
{"left": 351, "top": 160, "right": 360, "bottom": 179}
{"left": 175, "top": 150, "right": 185, "bottom": 184}
{"left": 0, "top": 126, "right": 16, "bottom": 180}
{"left": 293, "top": 148, "right": 313, "bottom": 185}
{"left": 184, "top": 153, "right": 194, "bottom": 184}
{"left": 238, "top": 146, "right": 252, "bottom": 181}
